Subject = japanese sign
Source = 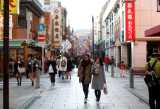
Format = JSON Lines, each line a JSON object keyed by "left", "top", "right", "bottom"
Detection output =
{"left": 125, "top": 0, "right": 135, "bottom": 41}
{"left": 0, "top": 0, "right": 19, "bottom": 14}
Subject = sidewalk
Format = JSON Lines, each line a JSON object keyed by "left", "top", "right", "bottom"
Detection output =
{"left": 108, "top": 66, "right": 149, "bottom": 105}
{"left": 0, "top": 74, "right": 50, "bottom": 109}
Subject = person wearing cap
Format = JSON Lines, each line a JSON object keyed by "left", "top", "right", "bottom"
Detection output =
{"left": 78, "top": 53, "right": 93, "bottom": 104}
{"left": 145, "top": 55, "right": 160, "bottom": 109}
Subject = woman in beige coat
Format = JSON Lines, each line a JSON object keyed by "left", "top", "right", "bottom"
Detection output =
{"left": 91, "top": 57, "right": 106, "bottom": 103}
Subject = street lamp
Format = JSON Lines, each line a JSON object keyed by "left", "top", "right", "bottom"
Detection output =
{"left": 92, "top": 16, "right": 95, "bottom": 59}
{"left": 3, "top": 0, "right": 9, "bottom": 109}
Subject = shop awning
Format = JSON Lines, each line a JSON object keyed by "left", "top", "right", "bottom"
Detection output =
{"left": 0, "top": 40, "right": 24, "bottom": 48}
{"left": 145, "top": 25, "right": 160, "bottom": 36}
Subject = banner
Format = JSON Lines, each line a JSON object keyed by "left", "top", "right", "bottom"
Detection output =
{"left": 125, "top": 0, "right": 135, "bottom": 41}
{"left": 0, "top": 0, "right": 19, "bottom": 14}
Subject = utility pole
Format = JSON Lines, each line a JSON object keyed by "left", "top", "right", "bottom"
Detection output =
{"left": 92, "top": 16, "right": 94, "bottom": 59}
{"left": 3, "top": 0, "right": 9, "bottom": 109}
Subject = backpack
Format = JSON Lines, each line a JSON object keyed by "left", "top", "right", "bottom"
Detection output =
{"left": 144, "top": 60, "right": 158, "bottom": 87}
{"left": 61, "top": 59, "right": 66, "bottom": 67}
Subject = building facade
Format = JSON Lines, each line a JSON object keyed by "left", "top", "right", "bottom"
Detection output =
{"left": 101, "top": 0, "right": 160, "bottom": 70}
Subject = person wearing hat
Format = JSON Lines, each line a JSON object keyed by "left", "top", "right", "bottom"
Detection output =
{"left": 145, "top": 55, "right": 160, "bottom": 109}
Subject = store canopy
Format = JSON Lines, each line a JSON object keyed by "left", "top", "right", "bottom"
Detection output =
{"left": 0, "top": 40, "right": 24, "bottom": 48}
{"left": 145, "top": 25, "right": 160, "bottom": 37}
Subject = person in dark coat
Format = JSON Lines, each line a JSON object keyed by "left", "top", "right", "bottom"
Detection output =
{"left": 48, "top": 55, "right": 57, "bottom": 86}
{"left": 78, "top": 53, "right": 93, "bottom": 104}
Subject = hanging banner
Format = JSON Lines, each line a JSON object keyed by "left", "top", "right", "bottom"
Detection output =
{"left": 125, "top": 0, "right": 135, "bottom": 41}
{"left": 38, "top": 23, "right": 46, "bottom": 43}
{"left": 0, "top": 0, "right": 19, "bottom": 14}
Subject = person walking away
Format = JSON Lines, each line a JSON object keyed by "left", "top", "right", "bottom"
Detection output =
{"left": 78, "top": 53, "right": 92, "bottom": 104}
{"left": 33, "top": 57, "right": 41, "bottom": 89}
{"left": 110, "top": 56, "right": 115, "bottom": 77}
{"left": 118, "top": 61, "right": 126, "bottom": 78}
{"left": 91, "top": 57, "right": 106, "bottom": 104}
{"left": 59, "top": 55, "right": 67, "bottom": 80}
{"left": 66, "top": 57, "right": 72, "bottom": 80}
{"left": 16, "top": 58, "right": 23, "bottom": 86}
{"left": 48, "top": 55, "right": 57, "bottom": 87}
{"left": 104, "top": 55, "right": 110, "bottom": 72}
{"left": 56, "top": 56, "right": 61, "bottom": 78}
{"left": 144, "top": 56, "right": 160, "bottom": 109}
{"left": 28, "top": 56, "right": 34, "bottom": 86}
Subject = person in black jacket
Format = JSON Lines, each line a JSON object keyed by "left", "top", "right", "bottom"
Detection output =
{"left": 48, "top": 55, "right": 57, "bottom": 86}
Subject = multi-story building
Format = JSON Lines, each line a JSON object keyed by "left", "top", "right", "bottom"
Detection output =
{"left": 0, "top": 0, "right": 44, "bottom": 74}
{"left": 100, "top": 0, "right": 160, "bottom": 70}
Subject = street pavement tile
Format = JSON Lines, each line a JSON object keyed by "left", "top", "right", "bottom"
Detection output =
{"left": 26, "top": 71, "right": 149, "bottom": 109}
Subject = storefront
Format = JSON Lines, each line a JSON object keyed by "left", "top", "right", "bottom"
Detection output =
{"left": 145, "top": 25, "right": 160, "bottom": 61}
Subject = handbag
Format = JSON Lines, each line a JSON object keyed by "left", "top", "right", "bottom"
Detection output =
{"left": 103, "top": 83, "right": 108, "bottom": 95}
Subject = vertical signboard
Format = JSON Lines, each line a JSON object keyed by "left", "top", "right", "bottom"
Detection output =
{"left": 125, "top": 0, "right": 135, "bottom": 41}
{"left": 0, "top": 0, "right": 19, "bottom": 14}
{"left": 53, "top": 8, "right": 62, "bottom": 48}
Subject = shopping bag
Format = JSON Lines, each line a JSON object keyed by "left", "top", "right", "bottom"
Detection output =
{"left": 103, "top": 83, "right": 108, "bottom": 95}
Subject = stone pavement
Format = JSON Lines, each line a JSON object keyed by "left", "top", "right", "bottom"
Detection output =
{"left": 0, "top": 75, "right": 50, "bottom": 109}
{"left": 28, "top": 68, "right": 149, "bottom": 109}
{"left": 0, "top": 67, "right": 149, "bottom": 109}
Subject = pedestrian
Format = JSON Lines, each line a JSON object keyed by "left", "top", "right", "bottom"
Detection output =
{"left": 118, "top": 61, "right": 126, "bottom": 78}
{"left": 28, "top": 56, "right": 34, "bottom": 86}
{"left": 144, "top": 55, "right": 160, "bottom": 109}
{"left": 33, "top": 57, "right": 41, "bottom": 89}
{"left": 59, "top": 54, "right": 67, "bottom": 80}
{"left": 104, "top": 55, "right": 110, "bottom": 72}
{"left": 110, "top": 56, "right": 115, "bottom": 77}
{"left": 56, "top": 56, "right": 61, "bottom": 78}
{"left": 15, "top": 57, "right": 23, "bottom": 86}
{"left": 91, "top": 57, "right": 106, "bottom": 104}
{"left": 48, "top": 55, "right": 57, "bottom": 87}
{"left": 66, "top": 57, "right": 72, "bottom": 80}
{"left": 78, "top": 53, "right": 93, "bottom": 104}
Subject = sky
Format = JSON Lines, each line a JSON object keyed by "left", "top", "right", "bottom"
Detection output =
{"left": 57, "top": 0, "right": 107, "bottom": 31}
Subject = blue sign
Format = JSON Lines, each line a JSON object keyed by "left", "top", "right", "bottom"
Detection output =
{"left": 38, "top": 24, "right": 45, "bottom": 32}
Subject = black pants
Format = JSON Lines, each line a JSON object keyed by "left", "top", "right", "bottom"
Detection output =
{"left": 16, "top": 73, "right": 22, "bottom": 86}
{"left": 95, "top": 90, "right": 101, "bottom": 101}
{"left": 49, "top": 73, "right": 56, "bottom": 83}
{"left": 82, "top": 83, "right": 89, "bottom": 99}
{"left": 148, "top": 85, "right": 160, "bottom": 109}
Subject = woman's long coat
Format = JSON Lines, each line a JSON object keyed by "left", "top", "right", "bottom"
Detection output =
{"left": 91, "top": 64, "right": 106, "bottom": 90}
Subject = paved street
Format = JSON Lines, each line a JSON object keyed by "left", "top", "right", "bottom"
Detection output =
{"left": 27, "top": 69, "right": 149, "bottom": 109}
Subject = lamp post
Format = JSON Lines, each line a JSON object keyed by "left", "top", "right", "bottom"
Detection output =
{"left": 3, "top": 0, "right": 9, "bottom": 109}
{"left": 92, "top": 16, "right": 95, "bottom": 59}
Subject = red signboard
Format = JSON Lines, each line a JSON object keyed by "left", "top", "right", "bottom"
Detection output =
{"left": 125, "top": 1, "right": 135, "bottom": 41}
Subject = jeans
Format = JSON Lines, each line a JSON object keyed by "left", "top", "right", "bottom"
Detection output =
{"left": 82, "top": 83, "right": 89, "bottom": 99}
{"left": 148, "top": 85, "right": 160, "bottom": 109}
{"left": 95, "top": 90, "right": 101, "bottom": 101}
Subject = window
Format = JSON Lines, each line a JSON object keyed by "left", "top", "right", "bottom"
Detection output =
{"left": 158, "top": 0, "right": 160, "bottom": 12}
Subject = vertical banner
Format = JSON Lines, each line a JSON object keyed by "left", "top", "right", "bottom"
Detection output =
{"left": 9, "top": 0, "right": 19, "bottom": 14}
{"left": 0, "top": 0, "right": 19, "bottom": 14}
{"left": 38, "top": 23, "right": 46, "bottom": 43}
{"left": 125, "top": 0, "right": 135, "bottom": 41}
{"left": 0, "top": 0, "right": 3, "bottom": 10}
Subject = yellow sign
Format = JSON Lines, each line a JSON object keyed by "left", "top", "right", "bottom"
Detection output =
{"left": 0, "top": 0, "right": 3, "bottom": 11}
{"left": 9, "top": 0, "right": 19, "bottom": 14}
{"left": 0, "top": 0, "right": 19, "bottom": 14}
